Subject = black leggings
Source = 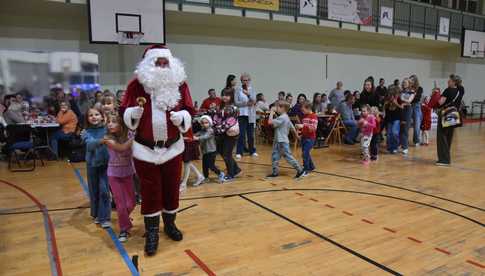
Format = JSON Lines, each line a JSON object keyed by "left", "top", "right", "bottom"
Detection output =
{"left": 217, "top": 135, "right": 241, "bottom": 177}
{"left": 202, "top": 152, "right": 221, "bottom": 178}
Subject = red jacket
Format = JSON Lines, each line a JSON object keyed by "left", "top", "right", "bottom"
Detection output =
{"left": 301, "top": 113, "right": 318, "bottom": 139}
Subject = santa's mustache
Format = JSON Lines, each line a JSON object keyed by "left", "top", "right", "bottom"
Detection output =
{"left": 135, "top": 57, "right": 186, "bottom": 90}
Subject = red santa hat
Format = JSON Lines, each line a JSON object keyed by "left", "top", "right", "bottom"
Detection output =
{"left": 142, "top": 44, "right": 173, "bottom": 60}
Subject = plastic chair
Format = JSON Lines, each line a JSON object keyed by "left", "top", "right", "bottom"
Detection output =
{"left": 6, "top": 124, "right": 44, "bottom": 172}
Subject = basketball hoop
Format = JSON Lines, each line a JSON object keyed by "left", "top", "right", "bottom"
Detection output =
{"left": 117, "top": 31, "right": 144, "bottom": 45}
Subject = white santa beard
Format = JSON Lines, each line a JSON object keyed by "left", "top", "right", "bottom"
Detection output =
{"left": 136, "top": 56, "right": 187, "bottom": 142}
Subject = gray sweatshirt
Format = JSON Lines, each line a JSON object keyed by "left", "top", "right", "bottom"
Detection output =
{"left": 196, "top": 128, "right": 217, "bottom": 154}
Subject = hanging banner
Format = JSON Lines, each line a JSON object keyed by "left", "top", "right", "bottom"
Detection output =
{"left": 328, "top": 0, "right": 373, "bottom": 25}
{"left": 380, "top": 6, "right": 393, "bottom": 27}
{"left": 300, "top": 0, "right": 317, "bottom": 17}
{"left": 439, "top": 17, "right": 450, "bottom": 36}
{"left": 234, "top": 0, "right": 279, "bottom": 11}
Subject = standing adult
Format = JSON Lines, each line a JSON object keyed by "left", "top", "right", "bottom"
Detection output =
{"left": 359, "top": 79, "right": 378, "bottom": 108}
{"left": 121, "top": 45, "right": 195, "bottom": 256}
{"left": 286, "top": 93, "right": 294, "bottom": 107}
{"left": 436, "top": 74, "right": 463, "bottom": 166}
{"left": 399, "top": 78, "right": 415, "bottom": 155}
{"left": 222, "top": 74, "right": 237, "bottom": 99}
{"left": 338, "top": 94, "right": 359, "bottom": 145}
{"left": 409, "top": 75, "right": 423, "bottom": 146}
{"left": 375, "top": 78, "right": 387, "bottom": 110}
{"left": 200, "top": 88, "right": 222, "bottom": 112}
{"left": 329, "top": 81, "right": 345, "bottom": 108}
{"left": 235, "top": 73, "right": 257, "bottom": 159}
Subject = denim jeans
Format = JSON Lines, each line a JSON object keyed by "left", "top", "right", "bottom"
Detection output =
{"left": 343, "top": 120, "right": 359, "bottom": 143}
{"left": 301, "top": 138, "right": 315, "bottom": 172}
{"left": 236, "top": 116, "right": 255, "bottom": 155}
{"left": 387, "top": 120, "right": 400, "bottom": 152}
{"left": 411, "top": 103, "right": 422, "bottom": 145}
{"left": 50, "top": 130, "right": 73, "bottom": 157}
{"left": 400, "top": 106, "right": 412, "bottom": 150}
{"left": 87, "top": 165, "right": 111, "bottom": 223}
{"left": 271, "top": 142, "right": 302, "bottom": 175}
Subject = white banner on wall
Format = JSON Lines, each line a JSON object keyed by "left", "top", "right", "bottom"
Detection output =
{"left": 187, "top": 0, "right": 210, "bottom": 3}
{"left": 328, "top": 0, "right": 373, "bottom": 25}
{"left": 300, "top": 0, "right": 317, "bottom": 16}
{"left": 380, "top": 6, "right": 393, "bottom": 27}
{"left": 439, "top": 17, "right": 450, "bottom": 36}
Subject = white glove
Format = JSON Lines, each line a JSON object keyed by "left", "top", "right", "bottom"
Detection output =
{"left": 130, "top": 107, "right": 144, "bottom": 120}
{"left": 170, "top": 111, "right": 184, "bottom": 126}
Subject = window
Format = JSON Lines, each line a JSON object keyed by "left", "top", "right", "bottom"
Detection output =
{"left": 468, "top": 0, "right": 477, "bottom": 13}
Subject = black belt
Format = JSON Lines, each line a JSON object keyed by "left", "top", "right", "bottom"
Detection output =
{"left": 135, "top": 135, "right": 180, "bottom": 150}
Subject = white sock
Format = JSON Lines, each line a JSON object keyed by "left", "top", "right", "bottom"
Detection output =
{"left": 189, "top": 162, "right": 204, "bottom": 180}
{"left": 181, "top": 162, "right": 190, "bottom": 186}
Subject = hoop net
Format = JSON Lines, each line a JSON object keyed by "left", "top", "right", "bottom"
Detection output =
{"left": 117, "top": 31, "right": 144, "bottom": 45}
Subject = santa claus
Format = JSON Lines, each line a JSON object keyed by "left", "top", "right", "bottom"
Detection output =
{"left": 121, "top": 45, "right": 194, "bottom": 256}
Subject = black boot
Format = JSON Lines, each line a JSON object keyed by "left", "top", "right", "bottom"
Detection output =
{"left": 162, "top": 212, "right": 183, "bottom": 241}
{"left": 144, "top": 216, "right": 160, "bottom": 256}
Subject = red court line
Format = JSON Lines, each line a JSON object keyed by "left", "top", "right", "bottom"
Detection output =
{"left": 342, "top": 211, "right": 354, "bottom": 216}
{"left": 383, "top": 227, "right": 397, "bottom": 234}
{"left": 434, "top": 247, "right": 451, "bottom": 255}
{"left": 361, "top": 219, "right": 374, "bottom": 224}
{"left": 0, "top": 179, "right": 63, "bottom": 276}
{"left": 185, "top": 249, "right": 216, "bottom": 276}
{"left": 309, "top": 198, "right": 319, "bottom": 202}
{"left": 325, "top": 204, "right": 335, "bottom": 209}
{"left": 407, "top": 237, "right": 423, "bottom": 244}
{"left": 466, "top": 260, "right": 485, "bottom": 269}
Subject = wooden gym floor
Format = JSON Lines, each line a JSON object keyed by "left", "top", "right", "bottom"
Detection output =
{"left": 1, "top": 123, "right": 484, "bottom": 276}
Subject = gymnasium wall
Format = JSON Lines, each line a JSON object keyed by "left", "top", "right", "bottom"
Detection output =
{"left": 0, "top": 0, "right": 484, "bottom": 105}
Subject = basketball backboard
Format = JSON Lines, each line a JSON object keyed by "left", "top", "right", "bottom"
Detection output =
{"left": 462, "top": 29, "right": 485, "bottom": 58}
{"left": 88, "top": 0, "right": 165, "bottom": 45}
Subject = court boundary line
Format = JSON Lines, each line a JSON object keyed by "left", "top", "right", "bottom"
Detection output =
{"left": 233, "top": 160, "right": 485, "bottom": 212}
{"left": 0, "top": 179, "right": 63, "bottom": 276}
{"left": 239, "top": 194, "right": 403, "bottom": 276}
{"left": 71, "top": 166, "right": 140, "bottom": 276}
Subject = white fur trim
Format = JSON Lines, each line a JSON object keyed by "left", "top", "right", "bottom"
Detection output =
{"left": 124, "top": 107, "right": 141, "bottom": 130}
{"left": 173, "top": 110, "right": 191, "bottom": 133}
{"left": 144, "top": 49, "right": 172, "bottom": 61}
{"left": 162, "top": 209, "right": 178, "bottom": 214}
{"left": 152, "top": 99, "right": 168, "bottom": 141}
{"left": 144, "top": 211, "right": 161, "bottom": 217}
{"left": 132, "top": 134, "right": 185, "bottom": 165}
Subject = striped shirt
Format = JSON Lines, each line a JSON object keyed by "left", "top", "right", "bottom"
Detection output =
{"left": 301, "top": 113, "right": 318, "bottom": 139}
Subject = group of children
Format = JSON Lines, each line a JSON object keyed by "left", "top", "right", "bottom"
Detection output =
{"left": 82, "top": 93, "right": 137, "bottom": 242}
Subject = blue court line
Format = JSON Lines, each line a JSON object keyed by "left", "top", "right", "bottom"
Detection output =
{"left": 41, "top": 207, "right": 59, "bottom": 276}
{"left": 72, "top": 167, "right": 139, "bottom": 276}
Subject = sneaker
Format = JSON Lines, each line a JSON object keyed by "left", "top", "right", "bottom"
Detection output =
{"left": 362, "top": 160, "right": 370, "bottom": 165}
{"left": 179, "top": 182, "right": 187, "bottom": 192}
{"left": 193, "top": 176, "right": 205, "bottom": 187}
{"left": 100, "top": 221, "right": 112, "bottom": 229}
{"left": 266, "top": 173, "right": 279, "bottom": 178}
{"left": 93, "top": 218, "right": 100, "bottom": 224}
{"left": 235, "top": 154, "right": 242, "bottom": 160}
{"left": 295, "top": 170, "right": 307, "bottom": 179}
{"left": 251, "top": 152, "right": 259, "bottom": 157}
{"left": 401, "top": 149, "right": 409, "bottom": 155}
{"left": 370, "top": 157, "right": 378, "bottom": 161}
{"left": 435, "top": 162, "right": 450, "bottom": 166}
{"left": 218, "top": 172, "right": 226, "bottom": 183}
{"left": 118, "top": 231, "right": 129, "bottom": 242}
{"left": 223, "top": 176, "right": 234, "bottom": 182}
{"left": 415, "top": 143, "right": 421, "bottom": 147}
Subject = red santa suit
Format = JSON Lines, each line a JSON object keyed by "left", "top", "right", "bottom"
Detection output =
{"left": 121, "top": 47, "right": 194, "bottom": 216}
